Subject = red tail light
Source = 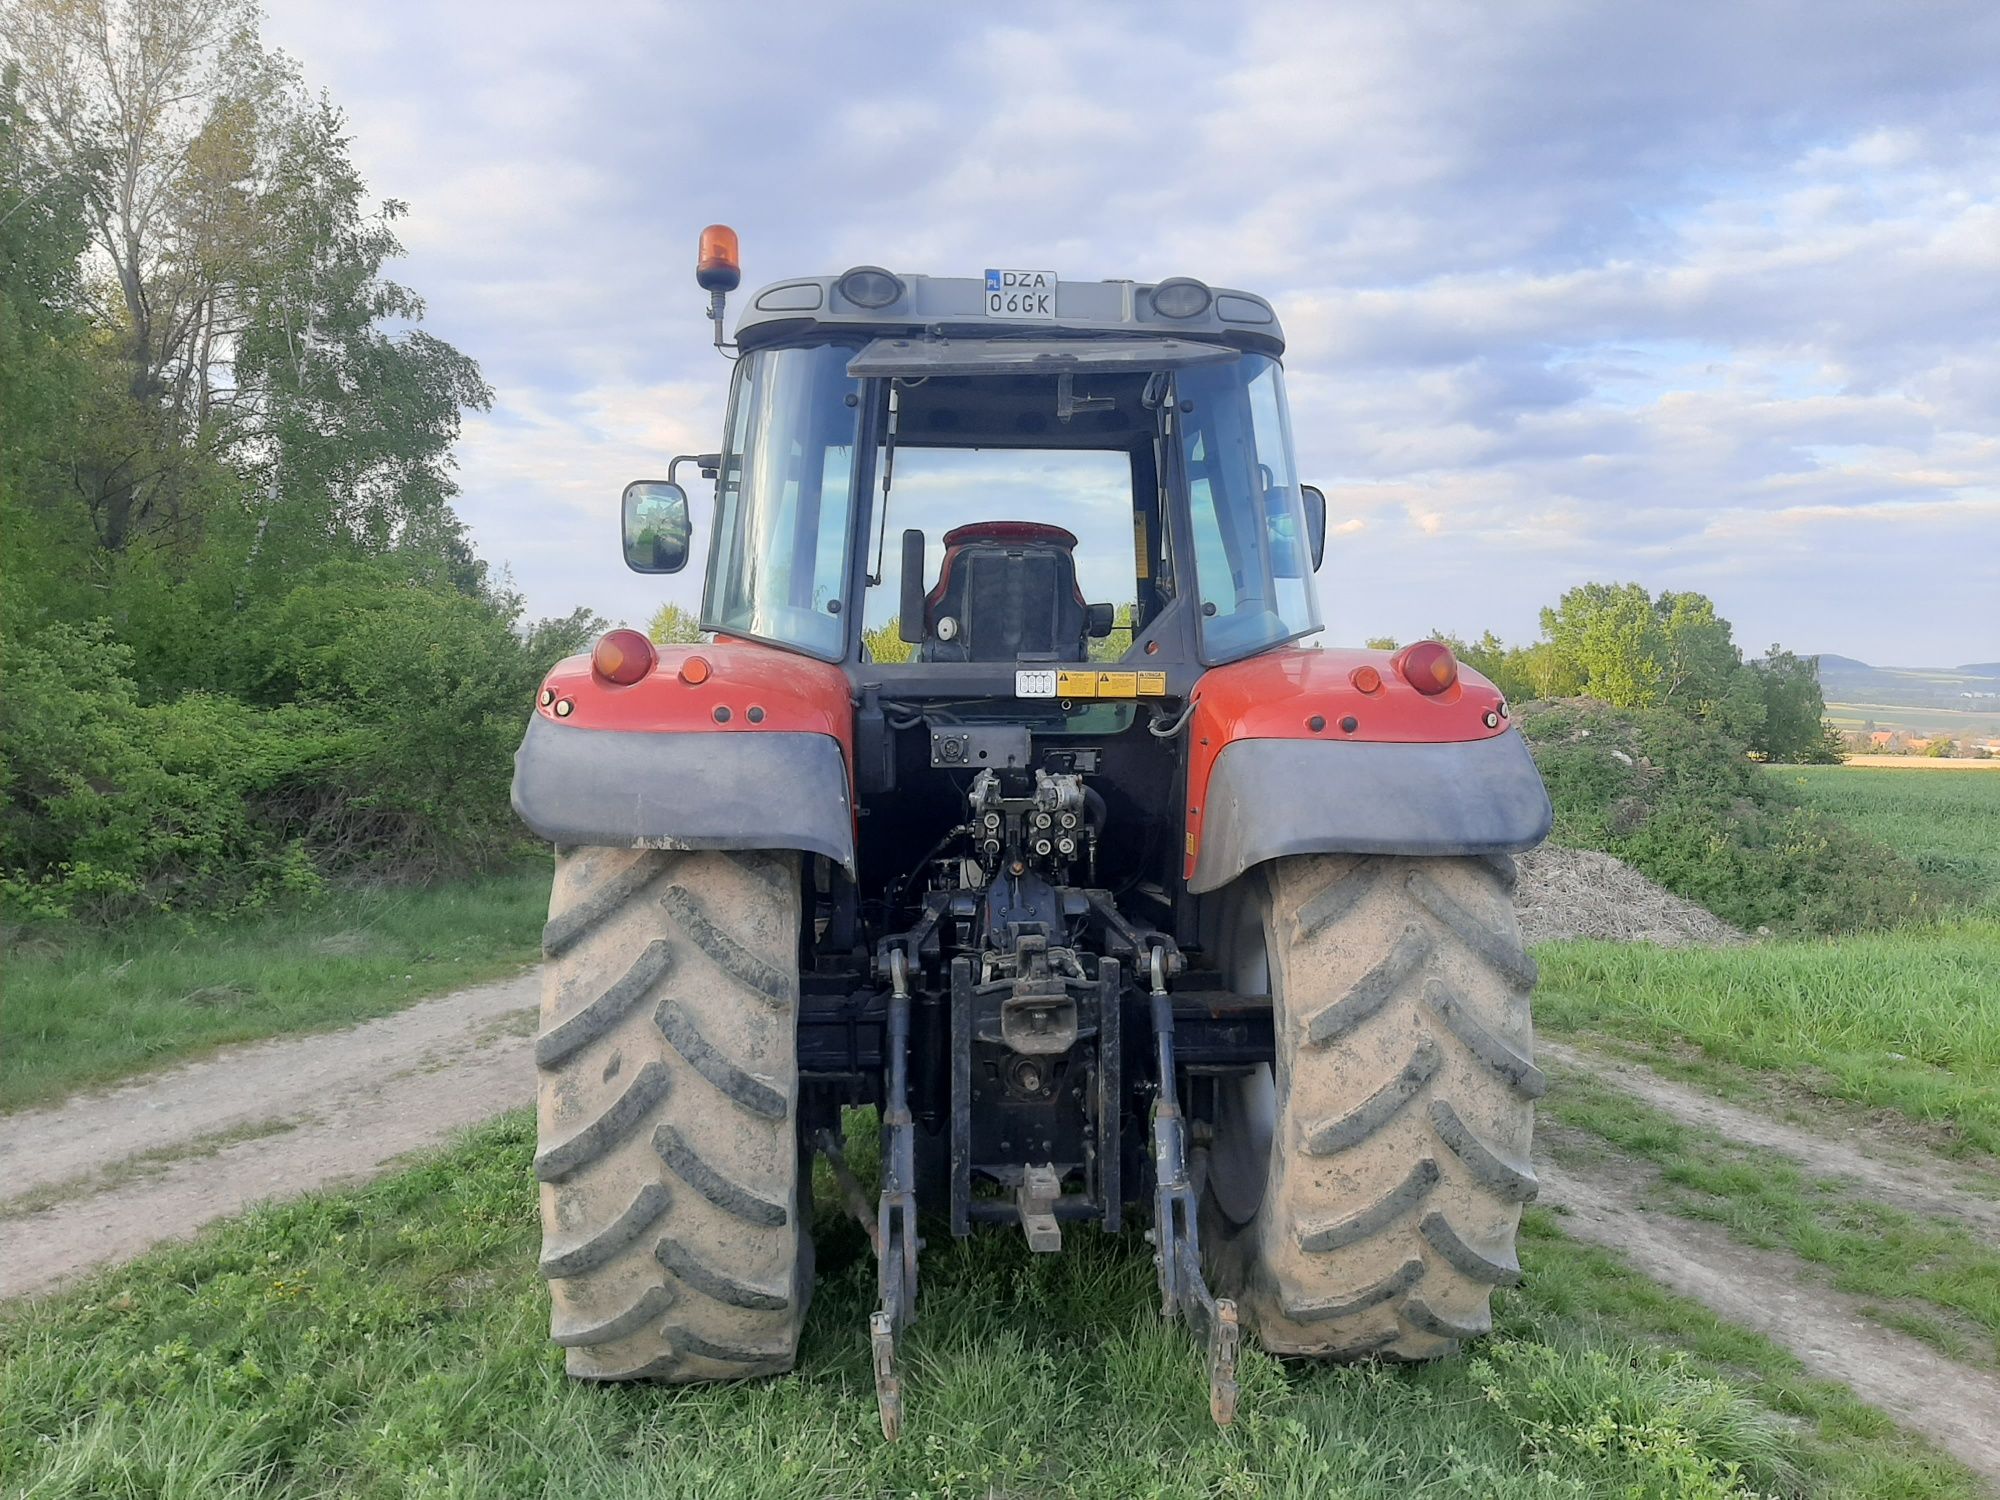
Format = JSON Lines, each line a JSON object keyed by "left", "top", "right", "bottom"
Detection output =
{"left": 1395, "top": 640, "right": 1458, "bottom": 696}
{"left": 591, "top": 629, "right": 657, "bottom": 686}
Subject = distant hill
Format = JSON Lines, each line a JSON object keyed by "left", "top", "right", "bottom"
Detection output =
{"left": 1812, "top": 654, "right": 2000, "bottom": 737}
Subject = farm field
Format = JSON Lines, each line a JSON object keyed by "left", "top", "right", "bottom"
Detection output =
{"left": 1776, "top": 765, "right": 2000, "bottom": 910}
{"left": 1835, "top": 756, "right": 2000, "bottom": 769}
{"left": 1823, "top": 700, "right": 2000, "bottom": 740}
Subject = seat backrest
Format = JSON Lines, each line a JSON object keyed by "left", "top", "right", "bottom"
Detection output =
{"left": 923, "top": 521, "right": 1089, "bottom": 662}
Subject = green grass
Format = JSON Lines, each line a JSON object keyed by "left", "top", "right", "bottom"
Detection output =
{"left": 0, "top": 1113, "right": 1978, "bottom": 1500}
{"left": 1536, "top": 920, "right": 2000, "bottom": 1155}
{"left": 1544, "top": 1070, "right": 2000, "bottom": 1365}
{"left": 1774, "top": 765, "right": 2000, "bottom": 913}
{"left": 0, "top": 868, "right": 549, "bottom": 1112}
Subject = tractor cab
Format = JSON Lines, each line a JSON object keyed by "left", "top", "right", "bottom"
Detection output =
{"left": 626, "top": 260, "right": 1329, "bottom": 694}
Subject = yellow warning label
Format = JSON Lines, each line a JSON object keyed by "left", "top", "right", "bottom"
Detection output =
{"left": 1056, "top": 669, "right": 1098, "bottom": 698}
{"left": 1056, "top": 669, "right": 1148, "bottom": 698}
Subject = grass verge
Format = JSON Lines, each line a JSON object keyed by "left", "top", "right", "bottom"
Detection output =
{"left": 1774, "top": 765, "right": 2000, "bottom": 914}
{"left": 0, "top": 867, "right": 548, "bottom": 1112}
{"left": 0, "top": 1111, "right": 1979, "bottom": 1499}
{"left": 1535, "top": 920, "right": 2000, "bottom": 1156}
{"left": 1543, "top": 1069, "right": 2000, "bottom": 1366}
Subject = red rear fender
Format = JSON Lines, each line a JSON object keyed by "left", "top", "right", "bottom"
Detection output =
{"left": 1184, "top": 646, "right": 1516, "bottom": 882}
{"left": 535, "top": 640, "right": 852, "bottom": 759}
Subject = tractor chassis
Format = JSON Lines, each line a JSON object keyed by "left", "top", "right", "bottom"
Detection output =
{"left": 802, "top": 890, "right": 1264, "bottom": 1438}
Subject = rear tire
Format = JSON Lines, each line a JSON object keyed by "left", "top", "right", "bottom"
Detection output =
{"left": 1203, "top": 852, "right": 1542, "bottom": 1358}
{"left": 535, "top": 847, "right": 810, "bottom": 1380}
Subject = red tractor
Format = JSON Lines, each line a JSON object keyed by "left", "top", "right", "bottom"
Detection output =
{"left": 512, "top": 228, "right": 1550, "bottom": 1436}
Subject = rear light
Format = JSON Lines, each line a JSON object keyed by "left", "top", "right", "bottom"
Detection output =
{"left": 591, "top": 629, "right": 656, "bottom": 686}
{"left": 1349, "top": 664, "right": 1383, "bottom": 694}
{"left": 1395, "top": 640, "right": 1458, "bottom": 696}
{"left": 678, "top": 655, "right": 712, "bottom": 686}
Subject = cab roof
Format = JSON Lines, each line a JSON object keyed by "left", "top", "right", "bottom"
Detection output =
{"left": 733, "top": 272, "right": 1286, "bottom": 358}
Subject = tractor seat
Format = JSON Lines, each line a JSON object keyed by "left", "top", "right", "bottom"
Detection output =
{"left": 920, "top": 521, "right": 1092, "bottom": 663}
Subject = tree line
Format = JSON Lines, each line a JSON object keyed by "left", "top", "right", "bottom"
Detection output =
{"left": 0, "top": 0, "right": 594, "bottom": 922}
{"left": 1370, "top": 582, "right": 1840, "bottom": 764}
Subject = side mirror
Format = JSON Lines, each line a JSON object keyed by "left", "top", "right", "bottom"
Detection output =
{"left": 898, "top": 528, "right": 927, "bottom": 643}
{"left": 622, "top": 480, "right": 692, "bottom": 574}
{"left": 1301, "top": 484, "right": 1327, "bottom": 571}
{"left": 1086, "top": 603, "right": 1116, "bottom": 639}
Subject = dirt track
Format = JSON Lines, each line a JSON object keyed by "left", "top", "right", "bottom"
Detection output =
{"left": 0, "top": 971, "right": 538, "bottom": 1299}
{"left": 1538, "top": 1039, "right": 2000, "bottom": 1240}
{"left": 5, "top": 968, "right": 1999, "bottom": 1484}
{"left": 1535, "top": 1142, "right": 2000, "bottom": 1484}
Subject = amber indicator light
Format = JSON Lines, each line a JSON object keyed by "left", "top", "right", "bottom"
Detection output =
{"left": 696, "top": 225, "right": 741, "bottom": 292}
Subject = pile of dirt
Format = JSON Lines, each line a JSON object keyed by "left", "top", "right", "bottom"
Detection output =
{"left": 1512, "top": 844, "right": 1749, "bottom": 947}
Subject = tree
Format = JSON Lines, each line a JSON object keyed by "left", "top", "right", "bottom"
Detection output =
{"left": 1654, "top": 591, "right": 1744, "bottom": 711}
{"left": 6, "top": 0, "right": 289, "bottom": 556}
{"left": 1540, "top": 582, "right": 1666, "bottom": 707}
{"left": 862, "top": 618, "right": 913, "bottom": 663}
{"left": 234, "top": 101, "right": 491, "bottom": 571}
{"left": 0, "top": 61, "right": 99, "bottom": 620}
{"left": 1363, "top": 635, "right": 1399, "bottom": 651}
{"left": 647, "top": 602, "right": 702, "bottom": 645}
{"left": 1750, "top": 646, "right": 1840, "bottom": 763}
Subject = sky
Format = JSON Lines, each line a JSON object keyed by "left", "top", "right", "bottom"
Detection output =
{"left": 261, "top": 0, "right": 2000, "bottom": 667}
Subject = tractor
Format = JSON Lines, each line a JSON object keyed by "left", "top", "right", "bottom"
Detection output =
{"left": 511, "top": 227, "right": 1552, "bottom": 1437}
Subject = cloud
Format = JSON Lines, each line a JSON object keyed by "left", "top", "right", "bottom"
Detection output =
{"left": 262, "top": 0, "right": 2000, "bottom": 663}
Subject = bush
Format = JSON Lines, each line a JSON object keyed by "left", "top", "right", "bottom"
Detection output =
{"left": 1518, "top": 699, "right": 1934, "bottom": 934}
{"left": 0, "top": 622, "right": 341, "bottom": 918}
{"left": 1, "top": 564, "right": 592, "bottom": 923}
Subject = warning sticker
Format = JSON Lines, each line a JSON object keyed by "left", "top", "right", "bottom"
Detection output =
{"left": 1057, "top": 670, "right": 1148, "bottom": 698}
{"left": 1057, "top": 669, "right": 1099, "bottom": 698}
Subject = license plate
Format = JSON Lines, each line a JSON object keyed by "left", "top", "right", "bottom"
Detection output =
{"left": 985, "top": 268, "right": 1057, "bottom": 319}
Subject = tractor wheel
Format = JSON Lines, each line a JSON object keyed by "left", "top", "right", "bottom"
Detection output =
{"left": 534, "top": 846, "right": 810, "bottom": 1381}
{"left": 1202, "top": 852, "right": 1542, "bottom": 1358}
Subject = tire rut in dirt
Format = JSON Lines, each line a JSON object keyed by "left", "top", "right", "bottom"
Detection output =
{"left": 535, "top": 847, "right": 808, "bottom": 1382}
{"left": 1206, "top": 852, "right": 1538, "bottom": 1359}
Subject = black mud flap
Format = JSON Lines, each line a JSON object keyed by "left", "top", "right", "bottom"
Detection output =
{"left": 1189, "top": 731, "right": 1551, "bottom": 894}
{"left": 511, "top": 717, "right": 855, "bottom": 872}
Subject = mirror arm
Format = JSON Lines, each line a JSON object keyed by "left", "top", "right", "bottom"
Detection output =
{"left": 669, "top": 453, "right": 721, "bottom": 486}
